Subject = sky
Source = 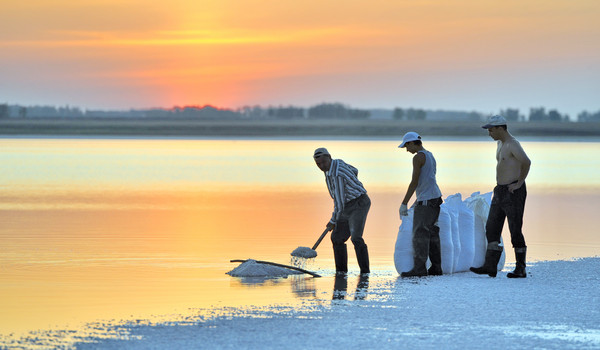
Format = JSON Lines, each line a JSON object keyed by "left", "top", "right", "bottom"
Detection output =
{"left": 1, "top": 0, "right": 599, "bottom": 117}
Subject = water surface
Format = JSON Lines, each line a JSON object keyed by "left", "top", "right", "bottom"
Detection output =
{"left": 1, "top": 137, "right": 599, "bottom": 342}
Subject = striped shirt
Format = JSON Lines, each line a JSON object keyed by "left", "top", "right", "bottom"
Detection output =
{"left": 325, "top": 159, "right": 367, "bottom": 224}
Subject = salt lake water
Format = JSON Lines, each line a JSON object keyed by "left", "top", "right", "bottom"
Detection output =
{"left": 1, "top": 137, "right": 599, "bottom": 346}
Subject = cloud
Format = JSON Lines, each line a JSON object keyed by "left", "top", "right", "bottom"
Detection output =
{"left": 0, "top": 26, "right": 383, "bottom": 48}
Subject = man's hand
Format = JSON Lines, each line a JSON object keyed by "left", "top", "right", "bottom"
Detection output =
{"left": 399, "top": 204, "right": 408, "bottom": 217}
{"left": 508, "top": 181, "right": 522, "bottom": 193}
{"left": 326, "top": 222, "right": 336, "bottom": 231}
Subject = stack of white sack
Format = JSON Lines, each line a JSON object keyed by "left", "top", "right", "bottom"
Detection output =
{"left": 394, "top": 192, "right": 506, "bottom": 275}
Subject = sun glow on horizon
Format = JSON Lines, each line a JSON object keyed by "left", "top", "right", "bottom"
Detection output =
{"left": 1, "top": 1, "right": 599, "bottom": 112}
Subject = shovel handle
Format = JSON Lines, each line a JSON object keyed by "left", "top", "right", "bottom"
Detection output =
{"left": 311, "top": 227, "right": 331, "bottom": 250}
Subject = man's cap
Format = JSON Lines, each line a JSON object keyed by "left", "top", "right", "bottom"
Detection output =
{"left": 398, "top": 132, "right": 421, "bottom": 148}
{"left": 313, "top": 147, "right": 330, "bottom": 159}
{"left": 482, "top": 115, "right": 508, "bottom": 129}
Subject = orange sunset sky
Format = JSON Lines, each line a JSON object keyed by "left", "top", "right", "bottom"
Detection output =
{"left": 1, "top": 0, "right": 599, "bottom": 117}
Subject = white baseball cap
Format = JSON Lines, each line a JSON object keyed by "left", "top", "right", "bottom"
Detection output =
{"left": 398, "top": 132, "right": 421, "bottom": 148}
{"left": 482, "top": 115, "right": 508, "bottom": 129}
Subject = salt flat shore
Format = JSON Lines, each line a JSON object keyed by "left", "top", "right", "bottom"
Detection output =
{"left": 5, "top": 257, "right": 597, "bottom": 349}
{"left": 1, "top": 118, "right": 599, "bottom": 137}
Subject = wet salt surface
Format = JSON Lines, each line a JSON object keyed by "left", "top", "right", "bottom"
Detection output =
{"left": 5, "top": 257, "right": 598, "bottom": 349}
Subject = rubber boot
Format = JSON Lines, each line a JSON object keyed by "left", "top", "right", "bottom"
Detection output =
{"left": 428, "top": 265, "right": 443, "bottom": 276}
{"left": 507, "top": 247, "right": 527, "bottom": 278}
{"left": 333, "top": 244, "right": 348, "bottom": 274}
{"left": 354, "top": 243, "right": 370, "bottom": 274}
{"left": 401, "top": 245, "right": 428, "bottom": 277}
{"left": 470, "top": 241, "right": 503, "bottom": 277}
{"left": 402, "top": 231, "right": 429, "bottom": 277}
{"left": 401, "top": 266, "right": 427, "bottom": 277}
{"left": 427, "top": 230, "right": 443, "bottom": 276}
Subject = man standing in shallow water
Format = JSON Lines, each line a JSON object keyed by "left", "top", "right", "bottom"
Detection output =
{"left": 471, "top": 115, "right": 532, "bottom": 278}
{"left": 313, "top": 147, "right": 371, "bottom": 275}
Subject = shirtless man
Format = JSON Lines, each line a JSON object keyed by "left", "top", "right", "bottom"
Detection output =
{"left": 470, "top": 115, "right": 531, "bottom": 278}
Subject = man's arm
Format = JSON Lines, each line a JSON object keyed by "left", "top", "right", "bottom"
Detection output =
{"left": 402, "top": 153, "right": 425, "bottom": 205}
{"left": 508, "top": 141, "right": 531, "bottom": 192}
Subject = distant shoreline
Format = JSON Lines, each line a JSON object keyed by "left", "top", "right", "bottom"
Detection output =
{"left": 1, "top": 118, "right": 599, "bottom": 137}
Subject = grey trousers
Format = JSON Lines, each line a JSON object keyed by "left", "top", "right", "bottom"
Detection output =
{"left": 331, "top": 194, "right": 371, "bottom": 273}
{"left": 331, "top": 194, "right": 370, "bottom": 247}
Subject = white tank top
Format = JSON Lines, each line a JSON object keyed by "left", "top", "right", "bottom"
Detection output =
{"left": 416, "top": 149, "right": 442, "bottom": 201}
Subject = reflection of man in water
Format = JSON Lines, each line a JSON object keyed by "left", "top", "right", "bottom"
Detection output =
{"left": 471, "top": 115, "right": 531, "bottom": 278}
{"left": 333, "top": 274, "right": 369, "bottom": 300}
{"left": 313, "top": 148, "right": 371, "bottom": 275}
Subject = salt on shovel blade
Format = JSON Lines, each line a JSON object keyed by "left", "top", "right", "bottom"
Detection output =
{"left": 291, "top": 246, "right": 317, "bottom": 258}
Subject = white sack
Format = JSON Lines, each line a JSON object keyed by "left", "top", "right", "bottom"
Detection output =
{"left": 464, "top": 191, "right": 505, "bottom": 271}
{"left": 394, "top": 191, "right": 507, "bottom": 276}
{"left": 394, "top": 208, "right": 414, "bottom": 274}
{"left": 464, "top": 192, "right": 490, "bottom": 268}
{"left": 394, "top": 202, "right": 454, "bottom": 275}
{"left": 437, "top": 205, "right": 454, "bottom": 274}
{"left": 455, "top": 198, "right": 475, "bottom": 272}
{"left": 442, "top": 194, "right": 462, "bottom": 272}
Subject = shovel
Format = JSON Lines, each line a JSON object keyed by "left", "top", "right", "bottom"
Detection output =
{"left": 290, "top": 227, "right": 330, "bottom": 258}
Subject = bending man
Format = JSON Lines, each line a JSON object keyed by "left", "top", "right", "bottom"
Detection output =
{"left": 313, "top": 148, "right": 370, "bottom": 275}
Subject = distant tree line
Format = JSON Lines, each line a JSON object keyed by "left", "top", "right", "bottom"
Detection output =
{"left": 0, "top": 103, "right": 370, "bottom": 120}
{"left": 392, "top": 108, "right": 426, "bottom": 120}
{"left": 237, "top": 103, "right": 371, "bottom": 120}
{"left": 0, "top": 104, "right": 80, "bottom": 119}
{"left": 307, "top": 103, "right": 369, "bottom": 119}
{"left": 496, "top": 107, "right": 599, "bottom": 122}
{"left": 1, "top": 103, "right": 599, "bottom": 122}
{"left": 528, "top": 107, "right": 569, "bottom": 122}
{"left": 577, "top": 110, "right": 600, "bottom": 122}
